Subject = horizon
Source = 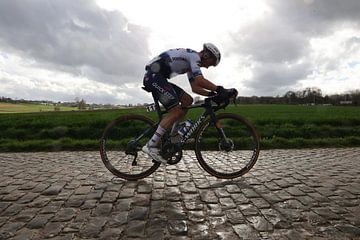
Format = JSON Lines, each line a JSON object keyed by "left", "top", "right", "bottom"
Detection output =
{"left": 1, "top": 87, "right": 358, "bottom": 106}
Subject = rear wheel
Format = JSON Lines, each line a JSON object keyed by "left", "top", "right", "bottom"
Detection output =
{"left": 100, "top": 114, "right": 160, "bottom": 180}
{"left": 195, "top": 113, "right": 260, "bottom": 179}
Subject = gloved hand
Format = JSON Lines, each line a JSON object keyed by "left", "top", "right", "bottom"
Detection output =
{"left": 211, "top": 87, "right": 238, "bottom": 105}
{"left": 216, "top": 86, "right": 238, "bottom": 99}
{"left": 227, "top": 88, "right": 238, "bottom": 99}
{"left": 215, "top": 86, "right": 228, "bottom": 99}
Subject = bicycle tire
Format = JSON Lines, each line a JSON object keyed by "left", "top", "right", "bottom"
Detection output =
{"left": 100, "top": 114, "right": 160, "bottom": 180}
{"left": 195, "top": 113, "right": 260, "bottom": 179}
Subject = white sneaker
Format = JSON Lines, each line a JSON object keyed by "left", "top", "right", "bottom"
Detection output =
{"left": 142, "top": 144, "right": 168, "bottom": 164}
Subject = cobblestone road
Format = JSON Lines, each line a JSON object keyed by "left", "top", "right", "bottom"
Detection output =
{"left": 0, "top": 148, "right": 360, "bottom": 240}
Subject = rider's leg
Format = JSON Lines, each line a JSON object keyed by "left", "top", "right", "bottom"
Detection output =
{"left": 147, "top": 81, "right": 193, "bottom": 147}
{"left": 143, "top": 105, "right": 184, "bottom": 164}
{"left": 179, "top": 92, "right": 193, "bottom": 108}
{"left": 149, "top": 92, "right": 193, "bottom": 146}
{"left": 148, "top": 105, "right": 184, "bottom": 147}
{"left": 159, "top": 92, "right": 193, "bottom": 127}
{"left": 142, "top": 73, "right": 193, "bottom": 163}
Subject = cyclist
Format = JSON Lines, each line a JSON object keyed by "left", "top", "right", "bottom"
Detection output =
{"left": 142, "top": 43, "right": 235, "bottom": 163}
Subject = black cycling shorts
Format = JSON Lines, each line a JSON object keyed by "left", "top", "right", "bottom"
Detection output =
{"left": 143, "top": 71, "right": 185, "bottom": 111}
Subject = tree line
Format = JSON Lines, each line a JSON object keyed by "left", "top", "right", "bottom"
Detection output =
{"left": 0, "top": 97, "right": 118, "bottom": 110}
{"left": 235, "top": 87, "right": 360, "bottom": 106}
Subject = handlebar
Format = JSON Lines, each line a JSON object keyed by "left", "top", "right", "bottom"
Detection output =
{"left": 205, "top": 89, "right": 238, "bottom": 109}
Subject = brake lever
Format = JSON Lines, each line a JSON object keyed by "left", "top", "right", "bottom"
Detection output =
{"left": 232, "top": 91, "right": 238, "bottom": 105}
{"left": 233, "top": 97, "right": 237, "bottom": 105}
{"left": 221, "top": 99, "right": 230, "bottom": 109}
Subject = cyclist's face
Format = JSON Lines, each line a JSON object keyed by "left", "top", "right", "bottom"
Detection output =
{"left": 202, "top": 57, "right": 217, "bottom": 68}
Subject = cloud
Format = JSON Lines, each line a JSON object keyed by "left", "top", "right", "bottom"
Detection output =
{"left": 0, "top": 72, "right": 150, "bottom": 105}
{"left": 0, "top": 0, "right": 150, "bottom": 85}
{"left": 233, "top": 16, "right": 309, "bottom": 64}
{"left": 1, "top": 0, "right": 359, "bottom": 103}
{"left": 248, "top": 62, "right": 311, "bottom": 95}
{"left": 229, "top": 0, "right": 360, "bottom": 95}
{"left": 272, "top": 0, "right": 360, "bottom": 34}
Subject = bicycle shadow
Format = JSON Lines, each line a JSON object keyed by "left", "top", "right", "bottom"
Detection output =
{"left": 110, "top": 176, "right": 253, "bottom": 190}
{"left": 207, "top": 178, "right": 252, "bottom": 189}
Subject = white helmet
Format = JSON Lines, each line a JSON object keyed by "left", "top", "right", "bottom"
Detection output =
{"left": 203, "top": 43, "right": 221, "bottom": 66}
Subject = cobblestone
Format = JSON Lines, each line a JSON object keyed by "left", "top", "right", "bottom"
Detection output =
{"left": 0, "top": 149, "right": 359, "bottom": 239}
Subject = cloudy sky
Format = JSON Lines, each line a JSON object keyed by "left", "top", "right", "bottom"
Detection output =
{"left": 0, "top": 0, "right": 359, "bottom": 104}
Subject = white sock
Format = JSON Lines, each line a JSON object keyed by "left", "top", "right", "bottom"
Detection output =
{"left": 148, "top": 125, "right": 167, "bottom": 147}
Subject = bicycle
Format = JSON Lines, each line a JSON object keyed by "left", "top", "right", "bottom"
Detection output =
{"left": 100, "top": 88, "right": 260, "bottom": 181}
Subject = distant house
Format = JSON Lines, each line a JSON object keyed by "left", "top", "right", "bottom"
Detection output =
{"left": 340, "top": 101, "right": 353, "bottom": 105}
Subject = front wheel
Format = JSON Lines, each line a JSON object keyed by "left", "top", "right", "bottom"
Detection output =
{"left": 100, "top": 114, "right": 160, "bottom": 180}
{"left": 195, "top": 113, "right": 260, "bottom": 179}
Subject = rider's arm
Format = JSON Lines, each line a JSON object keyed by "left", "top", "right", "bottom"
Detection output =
{"left": 187, "top": 52, "right": 220, "bottom": 96}
{"left": 190, "top": 75, "right": 218, "bottom": 96}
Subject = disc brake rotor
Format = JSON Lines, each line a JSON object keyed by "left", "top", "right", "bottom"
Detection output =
{"left": 219, "top": 138, "right": 234, "bottom": 152}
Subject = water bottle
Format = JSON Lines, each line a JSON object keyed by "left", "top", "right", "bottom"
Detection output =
{"left": 178, "top": 119, "right": 193, "bottom": 136}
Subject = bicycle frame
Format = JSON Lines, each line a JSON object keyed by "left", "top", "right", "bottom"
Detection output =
{"left": 148, "top": 90, "right": 229, "bottom": 147}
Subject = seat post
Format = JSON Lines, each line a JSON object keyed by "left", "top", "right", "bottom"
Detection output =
{"left": 152, "top": 92, "right": 163, "bottom": 120}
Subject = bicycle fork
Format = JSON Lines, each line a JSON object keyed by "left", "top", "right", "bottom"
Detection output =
{"left": 210, "top": 112, "right": 234, "bottom": 152}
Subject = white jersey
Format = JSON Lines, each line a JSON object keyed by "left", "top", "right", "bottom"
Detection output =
{"left": 149, "top": 48, "right": 203, "bottom": 81}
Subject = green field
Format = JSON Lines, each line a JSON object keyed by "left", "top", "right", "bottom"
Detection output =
{"left": 0, "top": 102, "right": 77, "bottom": 113}
{"left": 0, "top": 104, "right": 359, "bottom": 151}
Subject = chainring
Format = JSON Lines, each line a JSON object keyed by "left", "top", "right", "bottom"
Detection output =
{"left": 160, "top": 142, "right": 183, "bottom": 165}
